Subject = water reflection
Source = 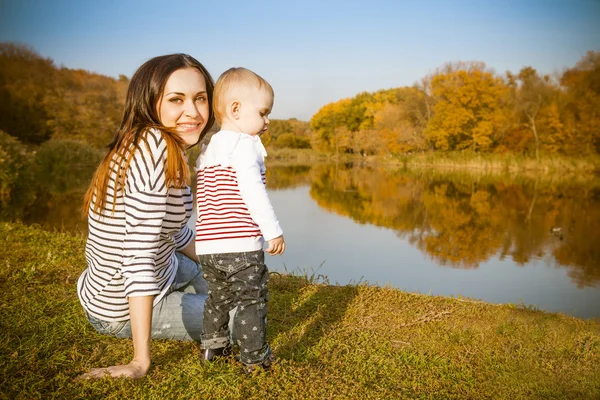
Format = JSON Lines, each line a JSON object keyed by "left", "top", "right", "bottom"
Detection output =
{"left": 0, "top": 165, "right": 94, "bottom": 234}
{"left": 268, "top": 163, "right": 600, "bottom": 289}
{"left": 3, "top": 161, "right": 599, "bottom": 316}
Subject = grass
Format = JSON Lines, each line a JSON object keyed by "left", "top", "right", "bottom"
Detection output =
{"left": 264, "top": 148, "right": 330, "bottom": 164}
{"left": 1, "top": 222, "right": 599, "bottom": 399}
{"left": 263, "top": 148, "right": 600, "bottom": 173}
{"left": 391, "top": 151, "right": 600, "bottom": 173}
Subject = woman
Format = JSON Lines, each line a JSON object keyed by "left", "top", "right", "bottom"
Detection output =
{"left": 77, "top": 54, "right": 214, "bottom": 379}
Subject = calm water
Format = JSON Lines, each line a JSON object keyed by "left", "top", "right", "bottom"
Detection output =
{"left": 4, "top": 162, "right": 600, "bottom": 318}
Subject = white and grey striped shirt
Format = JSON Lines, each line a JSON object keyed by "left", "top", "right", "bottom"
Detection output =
{"left": 77, "top": 129, "right": 194, "bottom": 321}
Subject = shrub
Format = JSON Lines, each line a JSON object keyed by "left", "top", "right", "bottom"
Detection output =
{"left": 0, "top": 130, "right": 34, "bottom": 204}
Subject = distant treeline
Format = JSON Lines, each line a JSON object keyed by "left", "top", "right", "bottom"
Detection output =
{"left": 2, "top": 42, "right": 599, "bottom": 159}
{"left": 0, "top": 43, "right": 128, "bottom": 146}
{"left": 0, "top": 42, "right": 311, "bottom": 149}
{"left": 310, "top": 53, "right": 600, "bottom": 158}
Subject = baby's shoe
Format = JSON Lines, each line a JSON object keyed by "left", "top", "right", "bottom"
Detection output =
{"left": 200, "top": 345, "right": 232, "bottom": 363}
{"left": 243, "top": 353, "right": 275, "bottom": 374}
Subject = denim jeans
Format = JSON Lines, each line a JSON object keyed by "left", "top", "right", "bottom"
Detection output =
{"left": 86, "top": 253, "right": 216, "bottom": 341}
{"left": 198, "top": 249, "right": 271, "bottom": 365}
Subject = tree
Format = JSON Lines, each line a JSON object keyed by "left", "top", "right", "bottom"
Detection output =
{"left": 310, "top": 99, "right": 351, "bottom": 153}
{"left": 513, "top": 67, "right": 553, "bottom": 159}
{"left": 0, "top": 43, "right": 55, "bottom": 144}
{"left": 262, "top": 118, "right": 312, "bottom": 149}
{"left": 372, "top": 102, "right": 424, "bottom": 154}
{"left": 424, "top": 62, "right": 508, "bottom": 152}
{"left": 403, "top": 80, "right": 433, "bottom": 149}
{"left": 561, "top": 51, "right": 600, "bottom": 155}
{"left": 0, "top": 42, "right": 128, "bottom": 147}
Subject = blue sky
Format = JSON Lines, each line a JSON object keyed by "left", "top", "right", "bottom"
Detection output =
{"left": 1, "top": 0, "right": 599, "bottom": 121}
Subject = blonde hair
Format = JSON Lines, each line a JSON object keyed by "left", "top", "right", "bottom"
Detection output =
{"left": 213, "top": 67, "right": 274, "bottom": 124}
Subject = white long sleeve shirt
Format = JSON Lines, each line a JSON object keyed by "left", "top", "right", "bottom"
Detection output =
{"left": 195, "top": 130, "right": 283, "bottom": 255}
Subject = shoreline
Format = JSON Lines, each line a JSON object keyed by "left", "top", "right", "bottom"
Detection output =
{"left": 266, "top": 148, "right": 600, "bottom": 173}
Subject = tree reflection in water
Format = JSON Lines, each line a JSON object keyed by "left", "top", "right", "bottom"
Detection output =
{"left": 269, "top": 163, "right": 600, "bottom": 288}
{"left": 3, "top": 161, "right": 599, "bottom": 289}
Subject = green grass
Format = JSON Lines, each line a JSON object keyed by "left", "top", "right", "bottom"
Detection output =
{"left": 1, "top": 222, "right": 599, "bottom": 399}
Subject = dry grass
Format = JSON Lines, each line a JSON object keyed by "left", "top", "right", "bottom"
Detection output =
{"left": 263, "top": 148, "right": 600, "bottom": 174}
{"left": 387, "top": 151, "right": 600, "bottom": 174}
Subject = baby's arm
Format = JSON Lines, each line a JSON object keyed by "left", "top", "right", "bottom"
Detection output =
{"left": 232, "top": 138, "right": 285, "bottom": 255}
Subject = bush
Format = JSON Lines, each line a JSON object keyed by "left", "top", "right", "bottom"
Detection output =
{"left": 275, "top": 133, "right": 311, "bottom": 149}
{"left": 0, "top": 130, "right": 34, "bottom": 204}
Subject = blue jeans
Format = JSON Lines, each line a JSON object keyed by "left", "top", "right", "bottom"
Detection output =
{"left": 86, "top": 253, "right": 213, "bottom": 341}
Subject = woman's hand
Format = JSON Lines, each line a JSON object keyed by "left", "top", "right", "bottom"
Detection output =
{"left": 77, "top": 296, "right": 154, "bottom": 380}
{"left": 77, "top": 359, "right": 150, "bottom": 380}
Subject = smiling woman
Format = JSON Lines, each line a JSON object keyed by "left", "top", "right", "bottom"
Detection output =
{"left": 76, "top": 54, "right": 215, "bottom": 379}
{"left": 158, "top": 67, "right": 210, "bottom": 147}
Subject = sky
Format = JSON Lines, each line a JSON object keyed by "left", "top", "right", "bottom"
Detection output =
{"left": 1, "top": 0, "right": 599, "bottom": 121}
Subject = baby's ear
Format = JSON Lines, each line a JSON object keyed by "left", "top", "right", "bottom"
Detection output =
{"left": 230, "top": 101, "right": 241, "bottom": 119}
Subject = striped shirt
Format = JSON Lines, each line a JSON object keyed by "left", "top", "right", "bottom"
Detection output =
{"left": 195, "top": 130, "right": 283, "bottom": 255}
{"left": 77, "top": 129, "right": 194, "bottom": 322}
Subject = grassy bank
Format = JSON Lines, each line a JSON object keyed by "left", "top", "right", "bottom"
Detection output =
{"left": 1, "top": 222, "right": 599, "bottom": 399}
{"left": 393, "top": 152, "right": 600, "bottom": 174}
{"left": 265, "top": 147, "right": 600, "bottom": 173}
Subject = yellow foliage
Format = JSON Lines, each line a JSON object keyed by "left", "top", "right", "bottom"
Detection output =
{"left": 424, "top": 63, "right": 508, "bottom": 152}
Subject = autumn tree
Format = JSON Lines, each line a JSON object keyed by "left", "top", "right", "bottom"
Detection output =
{"left": 507, "top": 66, "right": 563, "bottom": 159}
{"left": 44, "top": 68, "right": 127, "bottom": 147}
{"left": 310, "top": 98, "right": 352, "bottom": 153}
{"left": 262, "top": 118, "right": 312, "bottom": 149}
{"left": 371, "top": 87, "right": 429, "bottom": 154}
{"left": 0, "top": 42, "right": 128, "bottom": 147}
{"left": 0, "top": 43, "right": 55, "bottom": 144}
{"left": 310, "top": 88, "right": 426, "bottom": 155}
{"left": 561, "top": 50, "right": 600, "bottom": 155}
{"left": 403, "top": 77, "right": 434, "bottom": 148}
{"left": 424, "top": 62, "right": 508, "bottom": 152}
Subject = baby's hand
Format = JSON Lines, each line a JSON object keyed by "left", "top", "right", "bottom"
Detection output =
{"left": 266, "top": 235, "right": 286, "bottom": 255}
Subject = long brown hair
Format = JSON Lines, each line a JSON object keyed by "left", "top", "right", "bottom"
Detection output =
{"left": 83, "top": 54, "right": 215, "bottom": 215}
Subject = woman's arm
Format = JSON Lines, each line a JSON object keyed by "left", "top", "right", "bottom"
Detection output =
{"left": 178, "top": 238, "right": 198, "bottom": 262}
{"left": 78, "top": 295, "right": 153, "bottom": 380}
{"left": 126, "top": 295, "right": 153, "bottom": 375}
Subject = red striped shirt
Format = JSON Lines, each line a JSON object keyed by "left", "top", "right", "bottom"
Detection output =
{"left": 195, "top": 165, "right": 266, "bottom": 242}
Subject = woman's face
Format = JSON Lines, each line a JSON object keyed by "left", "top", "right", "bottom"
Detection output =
{"left": 158, "top": 67, "right": 210, "bottom": 147}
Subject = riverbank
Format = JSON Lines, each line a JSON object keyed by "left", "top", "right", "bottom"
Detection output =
{"left": 266, "top": 147, "right": 600, "bottom": 173}
{"left": 1, "top": 222, "right": 599, "bottom": 399}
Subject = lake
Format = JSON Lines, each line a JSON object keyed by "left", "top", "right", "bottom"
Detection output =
{"left": 4, "top": 162, "right": 600, "bottom": 318}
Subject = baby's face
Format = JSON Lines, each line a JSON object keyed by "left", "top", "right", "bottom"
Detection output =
{"left": 236, "top": 87, "right": 273, "bottom": 136}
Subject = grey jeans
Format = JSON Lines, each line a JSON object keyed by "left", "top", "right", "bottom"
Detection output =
{"left": 199, "top": 250, "right": 270, "bottom": 365}
{"left": 86, "top": 253, "right": 219, "bottom": 341}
